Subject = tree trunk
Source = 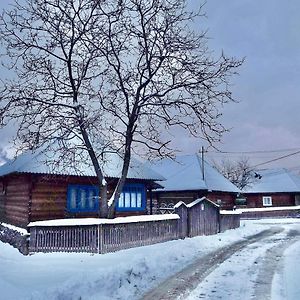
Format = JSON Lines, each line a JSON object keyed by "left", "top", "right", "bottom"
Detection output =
{"left": 107, "top": 127, "right": 133, "bottom": 218}
{"left": 78, "top": 116, "right": 109, "bottom": 218}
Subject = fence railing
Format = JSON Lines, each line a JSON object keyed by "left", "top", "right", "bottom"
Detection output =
{"left": 237, "top": 206, "right": 300, "bottom": 219}
{"left": 219, "top": 211, "right": 241, "bottom": 232}
{"left": 28, "top": 215, "right": 180, "bottom": 254}
{"left": 28, "top": 197, "right": 241, "bottom": 254}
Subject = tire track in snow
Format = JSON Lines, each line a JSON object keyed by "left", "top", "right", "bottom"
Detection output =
{"left": 141, "top": 227, "right": 284, "bottom": 300}
{"left": 253, "top": 229, "right": 300, "bottom": 300}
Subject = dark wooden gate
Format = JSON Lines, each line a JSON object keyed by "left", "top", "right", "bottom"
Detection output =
{"left": 175, "top": 197, "right": 220, "bottom": 237}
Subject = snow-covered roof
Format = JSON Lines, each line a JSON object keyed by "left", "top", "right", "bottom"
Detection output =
{"left": 0, "top": 146, "right": 164, "bottom": 181}
{"left": 148, "top": 155, "right": 241, "bottom": 193}
{"left": 243, "top": 168, "right": 300, "bottom": 193}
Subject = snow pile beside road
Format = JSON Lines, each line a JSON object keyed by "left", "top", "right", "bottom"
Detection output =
{"left": 272, "top": 239, "right": 300, "bottom": 300}
{"left": 0, "top": 220, "right": 289, "bottom": 300}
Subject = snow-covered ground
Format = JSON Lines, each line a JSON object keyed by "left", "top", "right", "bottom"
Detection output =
{"left": 186, "top": 219, "right": 300, "bottom": 300}
{"left": 0, "top": 219, "right": 300, "bottom": 300}
{"left": 272, "top": 237, "right": 300, "bottom": 300}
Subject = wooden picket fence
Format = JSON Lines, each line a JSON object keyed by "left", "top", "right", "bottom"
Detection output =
{"left": 219, "top": 212, "right": 241, "bottom": 232}
{"left": 29, "top": 217, "right": 180, "bottom": 254}
{"left": 28, "top": 197, "right": 240, "bottom": 254}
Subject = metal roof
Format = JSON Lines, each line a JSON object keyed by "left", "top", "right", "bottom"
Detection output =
{"left": 0, "top": 147, "right": 164, "bottom": 181}
{"left": 243, "top": 168, "right": 300, "bottom": 193}
{"left": 148, "top": 154, "right": 241, "bottom": 193}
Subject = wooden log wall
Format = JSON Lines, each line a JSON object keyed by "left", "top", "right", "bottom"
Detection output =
{"left": 30, "top": 175, "right": 103, "bottom": 222}
{"left": 30, "top": 176, "right": 153, "bottom": 221}
{"left": 156, "top": 191, "right": 237, "bottom": 211}
{"left": 245, "top": 193, "right": 296, "bottom": 208}
{"left": 0, "top": 181, "right": 5, "bottom": 222}
{"left": 157, "top": 191, "right": 202, "bottom": 208}
{"left": 29, "top": 218, "right": 179, "bottom": 254}
{"left": 0, "top": 175, "right": 30, "bottom": 227}
{"left": 206, "top": 192, "right": 236, "bottom": 210}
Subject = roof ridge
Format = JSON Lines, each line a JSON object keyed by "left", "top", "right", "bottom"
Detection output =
{"left": 285, "top": 169, "right": 300, "bottom": 190}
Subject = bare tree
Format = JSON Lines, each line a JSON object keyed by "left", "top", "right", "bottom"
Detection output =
{"left": 0, "top": 0, "right": 243, "bottom": 218}
{"left": 212, "top": 157, "right": 257, "bottom": 190}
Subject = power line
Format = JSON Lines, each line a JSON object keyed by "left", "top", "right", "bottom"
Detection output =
{"left": 206, "top": 147, "right": 300, "bottom": 155}
{"left": 251, "top": 150, "right": 300, "bottom": 168}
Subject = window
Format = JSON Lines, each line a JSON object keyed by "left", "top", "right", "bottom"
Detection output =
{"left": 117, "top": 183, "right": 146, "bottom": 211}
{"left": 67, "top": 185, "right": 99, "bottom": 213}
{"left": 262, "top": 196, "right": 272, "bottom": 206}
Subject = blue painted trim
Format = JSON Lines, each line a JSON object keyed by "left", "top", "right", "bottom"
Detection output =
{"left": 67, "top": 184, "right": 99, "bottom": 213}
{"left": 116, "top": 183, "right": 146, "bottom": 212}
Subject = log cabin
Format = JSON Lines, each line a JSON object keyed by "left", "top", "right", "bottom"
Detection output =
{"left": 148, "top": 154, "right": 241, "bottom": 211}
{"left": 242, "top": 168, "right": 300, "bottom": 208}
{"left": 0, "top": 148, "right": 164, "bottom": 228}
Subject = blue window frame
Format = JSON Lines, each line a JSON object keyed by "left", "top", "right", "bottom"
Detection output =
{"left": 67, "top": 184, "right": 99, "bottom": 213}
{"left": 116, "top": 183, "right": 146, "bottom": 211}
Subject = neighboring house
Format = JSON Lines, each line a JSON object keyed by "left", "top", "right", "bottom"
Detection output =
{"left": 0, "top": 148, "right": 164, "bottom": 228}
{"left": 148, "top": 154, "right": 241, "bottom": 210}
{"left": 243, "top": 168, "right": 300, "bottom": 208}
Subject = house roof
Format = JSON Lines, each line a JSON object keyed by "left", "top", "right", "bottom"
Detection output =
{"left": 0, "top": 146, "right": 164, "bottom": 181}
{"left": 148, "top": 154, "right": 241, "bottom": 193}
{"left": 243, "top": 168, "right": 300, "bottom": 193}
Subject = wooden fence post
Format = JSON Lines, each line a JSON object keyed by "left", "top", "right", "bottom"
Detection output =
{"left": 29, "top": 227, "right": 37, "bottom": 253}
{"left": 175, "top": 202, "right": 188, "bottom": 239}
{"left": 98, "top": 224, "right": 103, "bottom": 254}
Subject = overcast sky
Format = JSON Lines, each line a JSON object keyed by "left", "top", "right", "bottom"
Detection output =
{"left": 0, "top": 1, "right": 299, "bottom": 169}
{"left": 184, "top": 0, "right": 300, "bottom": 169}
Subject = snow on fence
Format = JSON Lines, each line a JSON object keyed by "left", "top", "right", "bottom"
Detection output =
{"left": 27, "top": 198, "right": 240, "bottom": 254}
{"left": 237, "top": 206, "right": 300, "bottom": 219}
{"left": 28, "top": 215, "right": 180, "bottom": 254}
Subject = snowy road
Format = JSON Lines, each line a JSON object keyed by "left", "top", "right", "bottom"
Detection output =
{"left": 143, "top": 222, "right": 300, "bottom": 300}
{"left": 186, "top": 226, "right": 300, "bottom": 300}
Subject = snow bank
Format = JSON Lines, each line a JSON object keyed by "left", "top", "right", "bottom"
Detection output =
{"left": 272, "top": 239, "right": 300, "bottom": 300}
{"left": 0, "top": 222, "right": 28, "bottom": 235}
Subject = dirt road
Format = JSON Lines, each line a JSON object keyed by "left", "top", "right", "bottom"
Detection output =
{"left": 141, "top": 226, "right": 300, "bottom": 300}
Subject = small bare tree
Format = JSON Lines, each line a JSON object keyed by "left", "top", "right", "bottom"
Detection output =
{"left": 212, "top": 157, "right": 257, "bottom": 190}
{"left": 0, "top": 0, "right": 243, "bottom": 218}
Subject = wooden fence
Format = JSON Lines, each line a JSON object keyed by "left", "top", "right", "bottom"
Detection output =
{"left": 28, "top": 216, "right": 179, "bottom": 254}
{"left": 219, "top": 212, "right": 241, "bottom": 232}
{"left": 175, "top": 198, "right": 220, "bottom": 237}
{"left": 237, "top": 206, "right": 300, "bottom": 219}
{"left": 28, "top": 197, "right": 240, "bottom": 254}
{"left": 174, "top": 198, "right": 240, "bottom": 237}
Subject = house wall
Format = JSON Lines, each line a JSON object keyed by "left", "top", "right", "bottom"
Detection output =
{"left": 157, "top": 191, "right": 201, "bottom": 208}
{"left": 206, "top": 192, "right": 236, "bottom": 210}
{"left": 0, "top": 174, "right": 157, "bottom": 227}
{"left": 0, "top": 181, "right": 5, "bottom": 222}
{"left": 31, "top": 175, "right": 106, "bottom": 222}
{"left": 245, "top": 193, "right": 296, "bottom": 208}
{"left": 155, "top": 190, "right": 236, "bottom": 210}
{"left": 0, "top": 174, "right": 31, "bottom": 227}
